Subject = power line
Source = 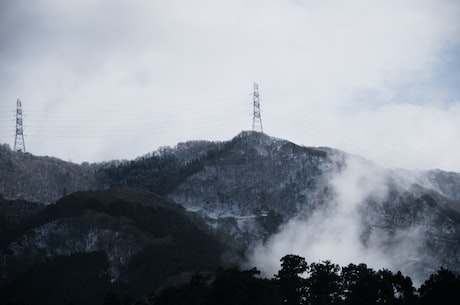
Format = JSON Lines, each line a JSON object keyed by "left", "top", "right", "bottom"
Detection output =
{"left": 0, "top": 89, "right": 422, "bottom": 169}
{"left": 0, "top": 96, "right": 251, "bottom": 125}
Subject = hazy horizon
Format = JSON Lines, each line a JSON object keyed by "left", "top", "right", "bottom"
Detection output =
{"left": 1, "top": 0, "right": 460, "bottom": 170}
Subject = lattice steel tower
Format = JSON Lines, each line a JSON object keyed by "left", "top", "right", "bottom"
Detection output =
{"left": 252, "top": 82, "right": 263, "bottom": 133}
{"left": 14, "top": 99, "right": 26, "bottom": 153}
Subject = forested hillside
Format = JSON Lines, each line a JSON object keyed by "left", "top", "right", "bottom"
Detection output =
{"left": 2, "top": 132, "right": 460, "bottom": 304}
{"left": 0, "top": 189, "right": 231, "bottom": 305}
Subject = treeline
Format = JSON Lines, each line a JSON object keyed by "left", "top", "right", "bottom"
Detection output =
{"left": 0, "top": 195, "right": 45, "bottom": 229}
{"left": 97, "top": 154, "right": 204, "bottom": 195}
{"left": 142, "top": 254, "right": 459, "bottom": 305}
{"left": 3, "top": 254, "right": 459, "bottom": 305}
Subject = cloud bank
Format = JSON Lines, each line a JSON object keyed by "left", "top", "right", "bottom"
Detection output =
{"left": 1, "top": 0, "right": 460, "bottom": 169}
{"left": 248, "top": 155, "right": 431, "bottom": 285}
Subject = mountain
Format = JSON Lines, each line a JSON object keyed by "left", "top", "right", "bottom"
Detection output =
{"left": 166, "top": 131, "right": 335, "bottom": 246}
{"left": 0, "top": 143, "right": 98, "bottom": 203}
{"left": 1, "top": 131, "right": 460, "bottom": 297}
{"left": 0, "top": 188, "right": 229, "bottom": 305}
{"left": 0, "top": 195, "right": 45, "bottom": 229}
{"left": 98, "top": 132, "right": 460, "bottom": 282}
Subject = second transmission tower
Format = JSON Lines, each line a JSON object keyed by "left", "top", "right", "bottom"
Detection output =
{"left": 252, "top": 82, "right": 263, "bottom": 133}
{"left": 14, "top": 99, "right": 26, "bottom": 153}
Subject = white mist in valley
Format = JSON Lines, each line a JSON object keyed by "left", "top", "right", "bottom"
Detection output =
{"left": 248, "top": 155, "right": 428, "bottom": 285}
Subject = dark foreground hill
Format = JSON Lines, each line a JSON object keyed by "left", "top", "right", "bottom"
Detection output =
{"left": 0, "top": 189, "right": 230, "bottom": 305}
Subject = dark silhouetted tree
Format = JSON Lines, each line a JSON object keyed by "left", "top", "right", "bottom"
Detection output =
{"left": 341, "top": 263, "right": 380, "bottom": 305}
{"left": 207, "top": 267, "right": 281, "bottom": 305}
{"left": 274, "top": 254, "right": 308, "bottom": 305}
{"left": 154, "top": 268, "right": 281, "bottom": 305}
{"left": 103, "top": 292, "right": 122, "bottom": 305}
{"left": 153, "top": 273, "right": 210, "bottom": 305}
{"left": 388, "top": 270, "right": 418, "bottom": 305}
{"left": 307, "top": 260, "right": 341, "bottom": 305}
{"left": 419, "top": 267, "right": 460, "bottom": 305}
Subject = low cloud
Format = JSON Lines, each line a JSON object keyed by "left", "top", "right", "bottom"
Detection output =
{"left": 1, "top": 0, "right": 460, "bottom": 166}
{"left": 247, "top": 154, "right": 429, "bottom": 284}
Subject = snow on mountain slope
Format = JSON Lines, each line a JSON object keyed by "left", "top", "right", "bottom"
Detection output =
{"left": 0, "top": 189, "right": 226, "bottom": 297}
{"left": 1, "top": 131, "right": 460, "bottom": 285}
{"left": 0, "top": 144, "right": 98, "bottom": 203}
{"left": 162, "top": 132, "right": 460, "bottom": 284}
{"left": 166, "top": 131, "right": 337, "bottom": 246}
{"left": 248, "top": 154, "right": 460, "bottom": 285}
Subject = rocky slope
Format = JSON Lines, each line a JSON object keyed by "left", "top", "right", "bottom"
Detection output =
{"left": 1, "top": 131, "right": 460, "bottom": 288}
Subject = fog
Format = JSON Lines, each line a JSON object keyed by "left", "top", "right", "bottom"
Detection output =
{"left": 1, "top": 0, "right": 460, "bottom": 170}
{"left": 248, "top": 154, "right": 431, "bottom": 285}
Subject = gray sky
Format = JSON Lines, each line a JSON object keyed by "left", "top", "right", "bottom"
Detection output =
{"left": 1, "top": 0, "right": 460, "bottom": 170}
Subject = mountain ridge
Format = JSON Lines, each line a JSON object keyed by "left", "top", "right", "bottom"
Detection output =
{"left": 1, "top": 131, "right": 460, "bottom": 291}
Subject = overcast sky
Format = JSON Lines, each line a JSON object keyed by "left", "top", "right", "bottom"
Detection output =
{"left": 1, "top": 0, "right": 460, "bottom": 170}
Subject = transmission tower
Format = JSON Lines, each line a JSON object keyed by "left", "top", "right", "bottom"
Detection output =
{"left": 14, "top": 99, "right": 26, "bottom": 153}
{"left": 252, "top": 82, "right": 263, "bottom": 133}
